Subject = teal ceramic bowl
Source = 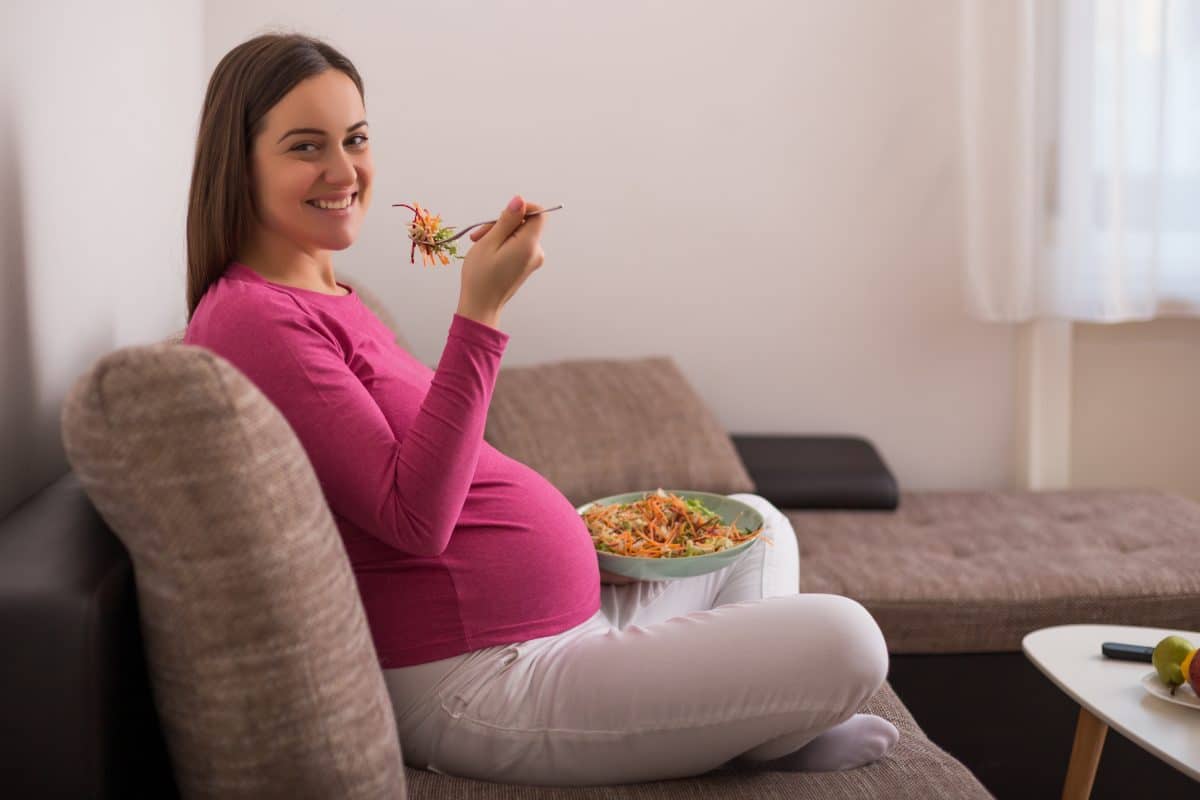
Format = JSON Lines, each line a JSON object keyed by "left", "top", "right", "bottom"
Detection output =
{"left": 575, "top": 490, "right": 764, "bottom": 581}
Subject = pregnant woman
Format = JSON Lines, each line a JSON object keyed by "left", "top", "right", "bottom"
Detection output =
{"left": 183, "top": 33, "right": 899, "bottom": 786}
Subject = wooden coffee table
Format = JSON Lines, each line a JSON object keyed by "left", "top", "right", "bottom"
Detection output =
{"left": 1023, "top": 624, "right": 1200, "bottom": 798}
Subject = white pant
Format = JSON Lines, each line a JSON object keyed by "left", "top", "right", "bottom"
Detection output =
{"left": 382, "top": 493, "right": 889, "bottom": 786}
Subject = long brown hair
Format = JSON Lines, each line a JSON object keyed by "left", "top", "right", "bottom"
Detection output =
{"left": 185, "top": 33, "right": 365, "bottom": 323}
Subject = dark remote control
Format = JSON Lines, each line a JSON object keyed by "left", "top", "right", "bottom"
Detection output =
{"left": 1101, "top": 642, "right": 1154, "bottom": 663}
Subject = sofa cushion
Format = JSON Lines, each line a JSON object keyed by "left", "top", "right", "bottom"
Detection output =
{"left": 60, "top": 343, "right": 407, "bottom": 799}
{"left": 792, "top": 489, "right": 1200, "bottom": 653}
{"left": 402, "top": 680, "right": 992, "bottom": 798}
{"left": 731, "top": 434, "right": 900, "bottom": 509}
{"left": 483, "top": 356, "right": 755, "bottom": 507}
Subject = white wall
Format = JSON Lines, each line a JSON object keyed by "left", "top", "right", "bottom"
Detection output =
{"left": 204, "top": 0, "right": 1018, "bottom": 492}
{"left": 1072, "top": 319, "right": 1200, "bottom": 504}
{"left": 6, "top": 0, "right": 1195, "bottom": 524}
{"left": 0, "top": 1, "right": 204, "bottom": 515}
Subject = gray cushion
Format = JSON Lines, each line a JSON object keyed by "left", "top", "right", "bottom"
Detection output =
{"left": 60, "top": 343, "right": 406, "bottom": 799}
{"left": 794, "top": 489, "right": 1200, "bottom": 653}
{"left": 484, "top": 356, "right": 756, "bottom": 507}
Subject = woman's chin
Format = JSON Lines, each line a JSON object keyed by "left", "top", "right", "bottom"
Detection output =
{"left": 305, "top": 231, "right": 357, "bottom": 251}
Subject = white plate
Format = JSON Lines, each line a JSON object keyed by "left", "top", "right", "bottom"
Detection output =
{"left": 1140, "top": 670, "right": 1200, "bottom": 710}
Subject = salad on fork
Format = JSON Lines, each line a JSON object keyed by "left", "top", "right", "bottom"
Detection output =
{"left": 394, "top": 202, "right": 463, "bottom": 267}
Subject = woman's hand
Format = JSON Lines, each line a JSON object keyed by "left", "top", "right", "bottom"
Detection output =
{"left": 456, "top": 195, "right": 547, "bottom": 326}
{"left": 598, "top": 567, "right": 639, "bottom": 585}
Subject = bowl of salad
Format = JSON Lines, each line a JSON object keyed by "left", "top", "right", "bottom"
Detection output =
{"left": 575, "top": 489, "right": 768, "bottom": 581}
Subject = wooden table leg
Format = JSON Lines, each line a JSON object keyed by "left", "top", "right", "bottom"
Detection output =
{"left": 1061, "top": 706, "right": 1108, "bottom": 800}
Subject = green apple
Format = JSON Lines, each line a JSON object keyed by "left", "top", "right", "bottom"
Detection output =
{"left": 1152, "top": 635, "right": 1194, "bottom": 691}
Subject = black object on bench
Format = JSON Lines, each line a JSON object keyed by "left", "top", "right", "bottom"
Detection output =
{"left": 730, "top": 434, "right": 899, "bottom": 510}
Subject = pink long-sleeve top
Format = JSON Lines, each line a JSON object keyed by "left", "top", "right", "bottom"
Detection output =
{"left": 184, "top": 262, "right": 601, "bottom": 667}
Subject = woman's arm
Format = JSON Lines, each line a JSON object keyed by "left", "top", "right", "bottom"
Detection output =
{"left": 205, "top": 303, "right": 506, "bottom": 558}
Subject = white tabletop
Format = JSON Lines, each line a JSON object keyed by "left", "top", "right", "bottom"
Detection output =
{"left": 1023, "top": 624, "right": 1200, "bottom": 782}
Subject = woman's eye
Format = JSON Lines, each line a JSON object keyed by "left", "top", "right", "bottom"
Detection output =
{"left": 293, "top": 135, "right": 368, "bottom": 153}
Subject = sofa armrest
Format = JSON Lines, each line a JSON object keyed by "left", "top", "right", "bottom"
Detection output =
{"left": 729, "top": 434, "right": 899, "bottom": 510}
{"left": 0, "top": 471, "right": 178, "bottom": 798}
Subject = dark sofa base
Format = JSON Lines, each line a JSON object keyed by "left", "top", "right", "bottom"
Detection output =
{"left": 888, "top": 652, "right": 1197, "bottom": 798}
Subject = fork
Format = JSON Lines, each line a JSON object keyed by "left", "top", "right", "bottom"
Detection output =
{"left": 392, "top": 203, "right": 563, "bottom": 246}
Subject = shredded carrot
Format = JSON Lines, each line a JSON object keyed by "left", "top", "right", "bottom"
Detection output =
{"left": 581, "top": 489, "right": 769, "bottom": 559}
{"left": 394, "top": 202, "right": 466, "bottom": 267}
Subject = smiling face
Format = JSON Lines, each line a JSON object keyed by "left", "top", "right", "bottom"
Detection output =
{"left": 245, "top": 69, "right": 373, "bottom": 265}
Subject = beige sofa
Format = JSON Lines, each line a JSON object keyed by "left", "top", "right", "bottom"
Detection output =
{"left": 2, "top": 274, "right": 990, "bottom": 798}
{"left": 11, "top": 272, "right": 1200, "bottom": 796}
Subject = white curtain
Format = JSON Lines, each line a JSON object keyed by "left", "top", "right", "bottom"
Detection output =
{"left": 961, "top": 0, "right": 1200, "bottom": 322}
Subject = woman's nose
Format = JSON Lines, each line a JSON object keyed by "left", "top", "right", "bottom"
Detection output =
{"left": 324, "top": 147, "right": 358, "bottom": 184}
